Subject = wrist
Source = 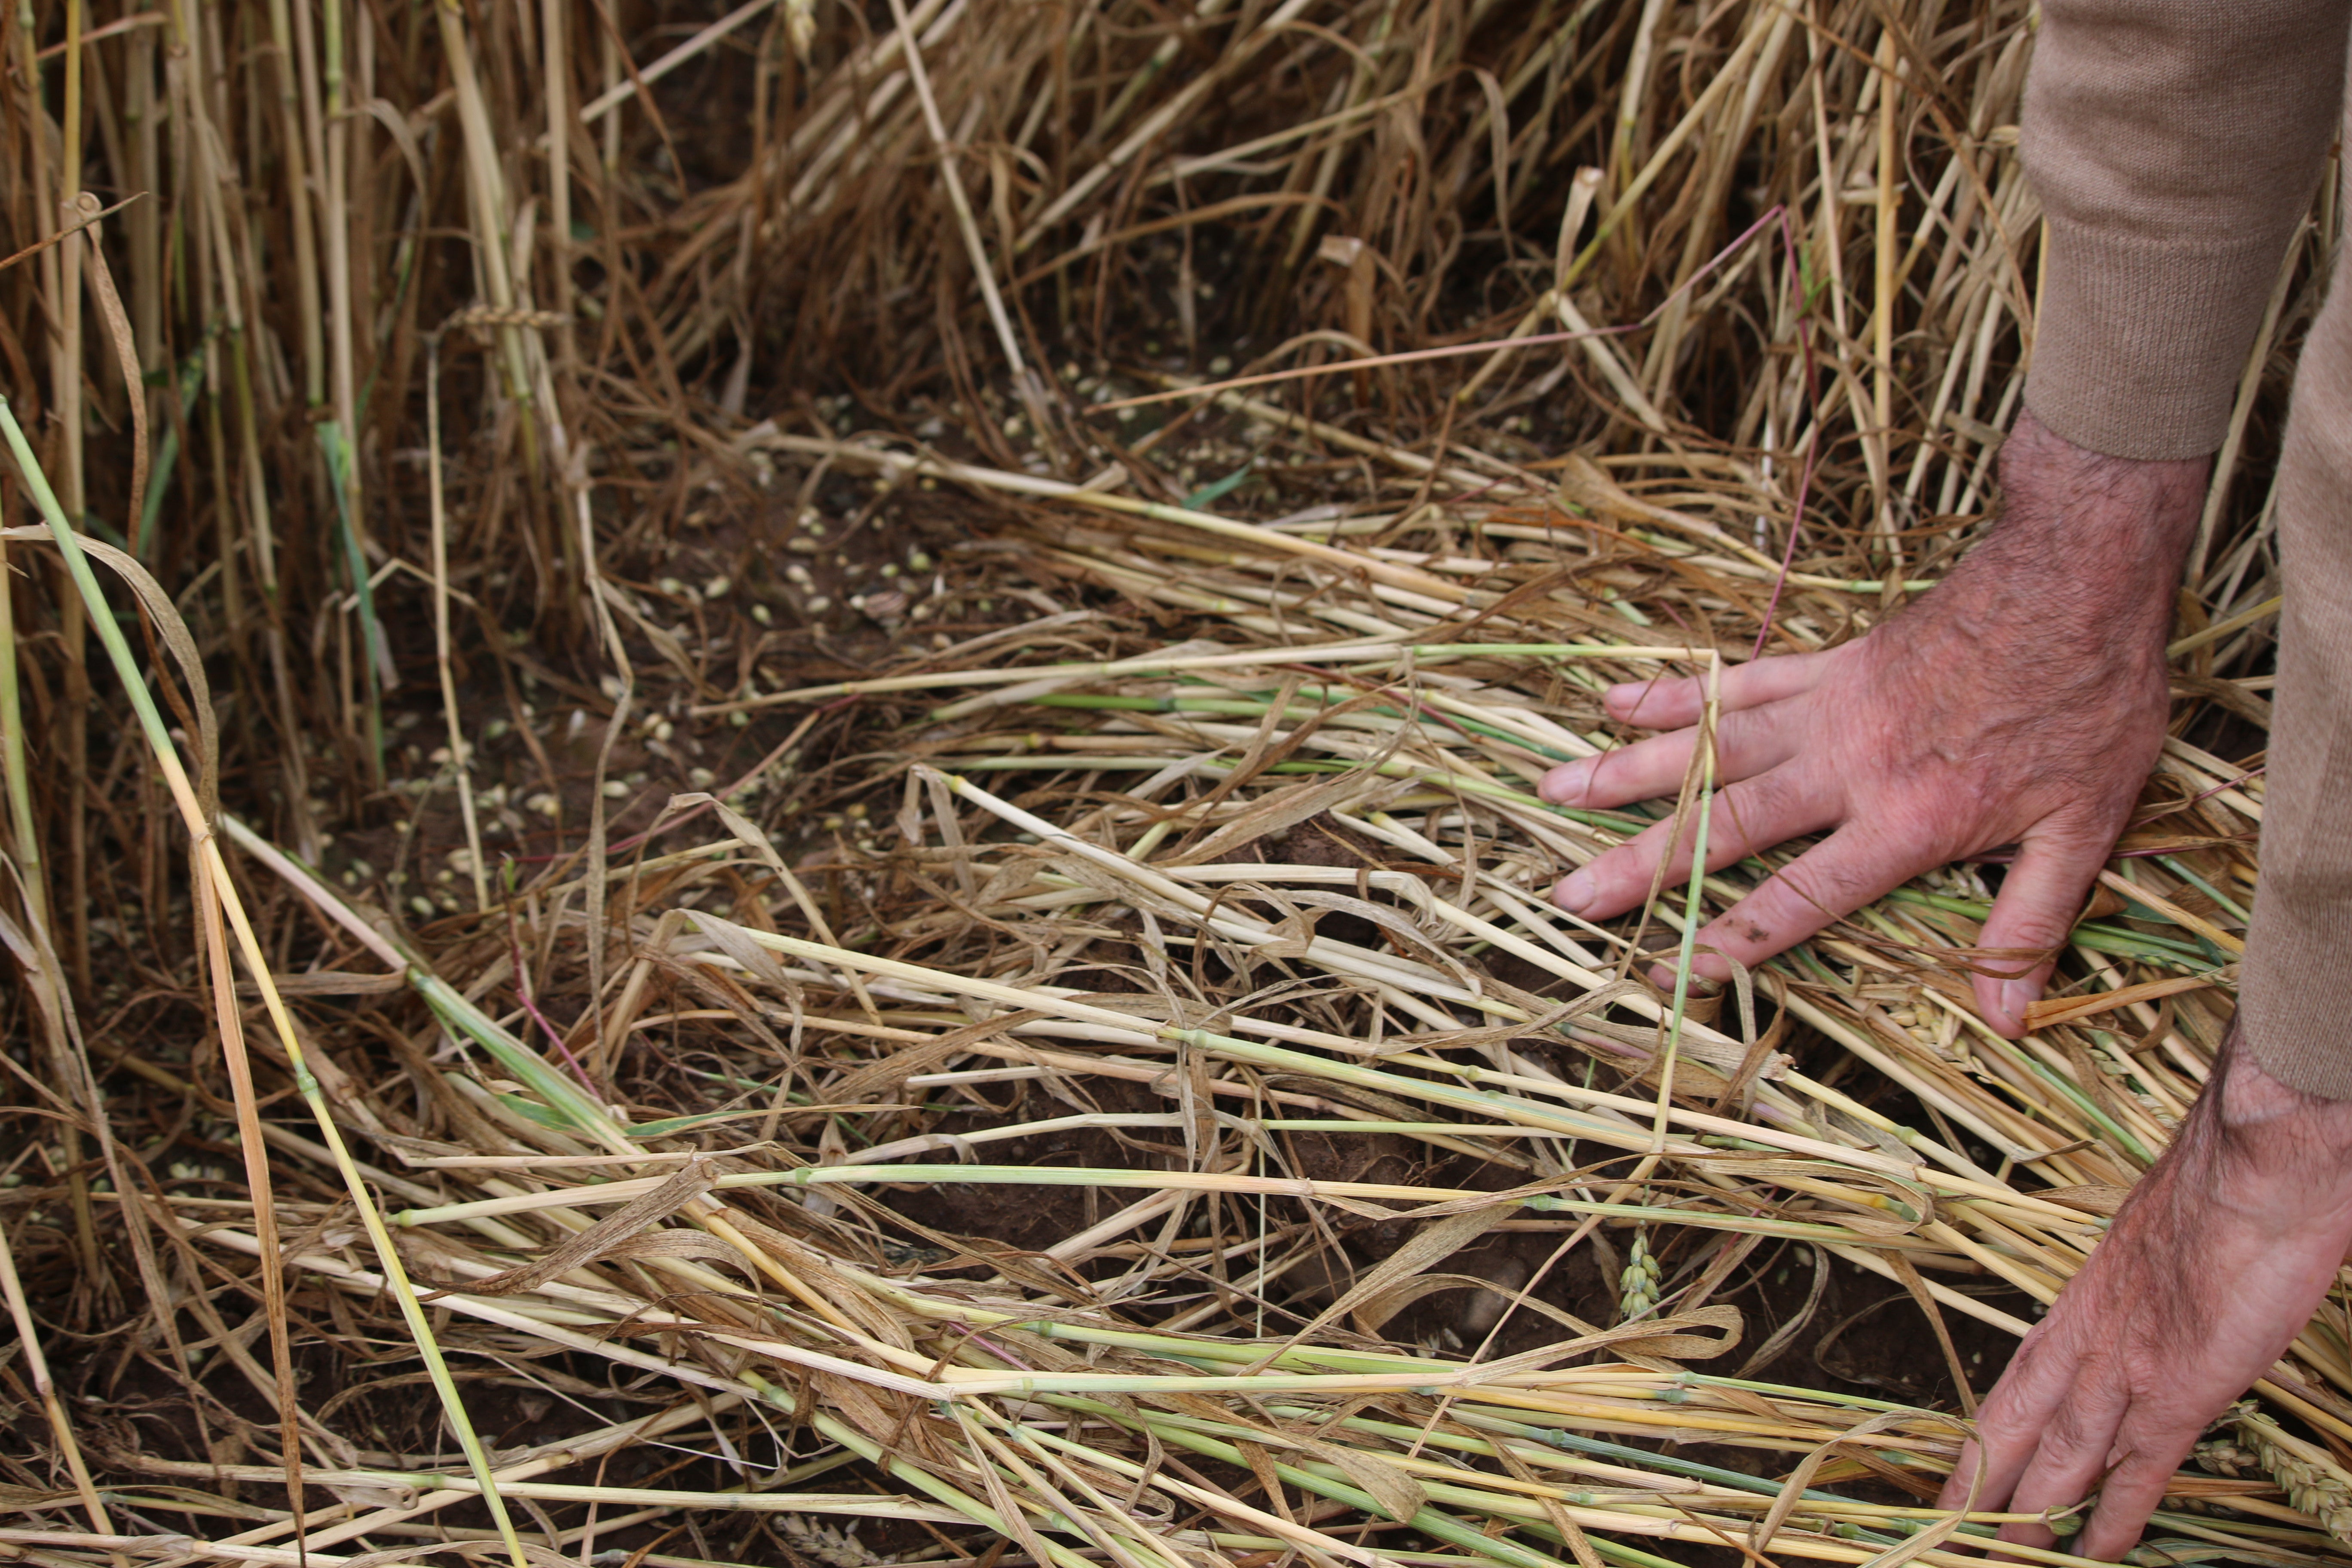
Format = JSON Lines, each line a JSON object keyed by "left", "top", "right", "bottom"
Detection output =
{"left": 1938, "top": 410, "right": 2205, "bottom": 645}
{"left": 2186, "top": 1040, "right": 2352, "bottom": 1222}
{"left": 2217, "top": 1047, "right": 2352, "bottom": 1146}
{"left": 1997, "top": 409, "right": 2208, "bottom": 554}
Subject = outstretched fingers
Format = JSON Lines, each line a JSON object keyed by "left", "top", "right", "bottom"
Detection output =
{"left": 2076, "top": 1434, "right": 2203, "bottom": 1561}
{"left": 1599, "top": 650, "right": 1834, "bottom": 729}
{"left": 1999, "top": 1383, "right": 2135, "bottom": 1552}
{"left": 1553, "top": 769, "right": 1831, "bottom": 921}
{"left": 1540, "top": 701, "right": 1806, "bottom": 810}
{"left": 1642, "top": 821, "right": 1932, "bottom": 983}
{"left": 1937, "top": 1329, "right": 2093, "bottom": 1522}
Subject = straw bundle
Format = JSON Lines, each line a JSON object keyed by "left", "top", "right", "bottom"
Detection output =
{"left": 0, "top": 0, "right": 2311, "bottom": 1565}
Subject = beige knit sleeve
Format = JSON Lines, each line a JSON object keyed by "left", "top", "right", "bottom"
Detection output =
{"left": 2022, "top": 0, "right": 2347, "bottom": 461}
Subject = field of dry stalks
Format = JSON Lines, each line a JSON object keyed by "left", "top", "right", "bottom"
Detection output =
{"left": 0, "top": 1, "right": 2320, "bottom": 1566}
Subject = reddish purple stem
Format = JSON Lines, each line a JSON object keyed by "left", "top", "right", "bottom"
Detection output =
{"left": 504, "top": 896, "right": 601, "bottom": 1095}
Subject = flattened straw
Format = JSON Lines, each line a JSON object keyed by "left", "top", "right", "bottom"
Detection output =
{"left": 0, "top": 398, "right": 536, "bottom": 1568}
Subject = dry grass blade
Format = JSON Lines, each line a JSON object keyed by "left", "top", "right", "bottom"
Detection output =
{"left": 0, "top": 2, "right": 2312, "bottom": 1568}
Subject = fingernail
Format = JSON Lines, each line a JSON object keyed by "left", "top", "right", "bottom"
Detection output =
{"left": 1541, "top": 762, "right": 1589, "bottom": 804}
{"left": 1555, "top": 871, "right": 1597, "bottom": 913}
{"left": 1997, "top": 979, "right": 2040, "bottom": 1032}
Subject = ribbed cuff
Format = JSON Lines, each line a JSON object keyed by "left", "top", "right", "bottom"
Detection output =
{"left": 2025, "top": 216, "right": 2291, "bottom": 462}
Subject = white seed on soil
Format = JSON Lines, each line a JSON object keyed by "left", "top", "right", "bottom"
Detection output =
{"left": 750, "top": 603, "right": 773, "bottom": 624}
{"left": 806, "top": 595, "right": 832, "bottom": 612}
{"left": 602, "top": 780, "right": 630, "bottom": 798}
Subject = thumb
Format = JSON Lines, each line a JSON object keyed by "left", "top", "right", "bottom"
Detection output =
{"left": 1974, "top": 829, "right": 2108, "bottom": 1038}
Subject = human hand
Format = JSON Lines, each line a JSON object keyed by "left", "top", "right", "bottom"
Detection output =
{"left": 1936, "top": 1026, "right": 2352, "bottom": 1558}
{"left": 1537, "top": 410, "right": 2205, "bottom": 1035}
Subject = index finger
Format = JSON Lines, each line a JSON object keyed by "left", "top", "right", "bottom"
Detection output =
{"left": 1602, "top": 649, "right": 1831, "bottom": 728}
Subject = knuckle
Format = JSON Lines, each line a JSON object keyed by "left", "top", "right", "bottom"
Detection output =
{"left": 1992, "top": 913, "right": 2074, "bottom": 953}
{"left": 1868, "top": 798, "right": 1962, "bottom": 858}
{"left": 2032, "top": 1391, "right": 2116, "bottom": 1464}
{"left": 1722, "top": 768, "right": 1793, "bottom": 822}
{"left": 1776, "top": 850, "right": 1873, "bottom": 911}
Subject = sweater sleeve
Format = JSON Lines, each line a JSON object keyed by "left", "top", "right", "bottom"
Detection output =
{"left": 2022, "top": 0, "right": 2348, "bottom": 461}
